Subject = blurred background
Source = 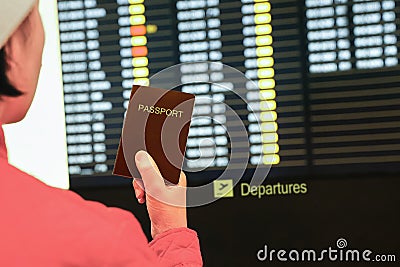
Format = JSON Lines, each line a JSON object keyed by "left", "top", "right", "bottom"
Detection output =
{"left": 4, "top": 0, "right": 400, "bottom": 266}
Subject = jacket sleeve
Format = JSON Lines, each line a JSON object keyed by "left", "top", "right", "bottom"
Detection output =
{"left": 149, "top": 228, "right": 203, "bottom": 267}
{"left": 105, "top": 210, "right": 202, "bottom": 267}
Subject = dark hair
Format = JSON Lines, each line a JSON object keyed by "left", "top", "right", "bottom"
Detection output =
{"left": 0, "top": 47, "right": 23, "bottom": 97}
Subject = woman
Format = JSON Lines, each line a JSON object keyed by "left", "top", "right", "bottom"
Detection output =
{"left": 0, "top": 1, "right": 202, "bottom": 266}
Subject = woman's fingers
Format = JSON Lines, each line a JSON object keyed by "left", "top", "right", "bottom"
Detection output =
{"left": 133, "top": 178, "right": 145, "bottom": 204}
{"left": 177, "top": 171, "right": 187, "bottom": 187}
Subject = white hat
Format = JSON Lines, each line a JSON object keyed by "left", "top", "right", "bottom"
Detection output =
{"left": 0, "top": 0, "right": 37, "bottom": 47}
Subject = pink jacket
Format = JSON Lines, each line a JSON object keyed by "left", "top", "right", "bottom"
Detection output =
{"left": 0, "top": 126, "right": 202, "bottom": 266}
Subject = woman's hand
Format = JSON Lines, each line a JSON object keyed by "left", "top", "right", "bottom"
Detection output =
{"left": 132, "top": 150, "right": 187, "bottom": 239}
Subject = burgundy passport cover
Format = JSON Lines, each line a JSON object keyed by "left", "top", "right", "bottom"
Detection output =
{"left": 113, "top": 85, "right": 195, "bottom": 184}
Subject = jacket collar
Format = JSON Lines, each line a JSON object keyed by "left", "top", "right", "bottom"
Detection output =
{"left": 0, "top": 124, "right": 8, "bottom": 161}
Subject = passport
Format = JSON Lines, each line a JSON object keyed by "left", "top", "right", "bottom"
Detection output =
{"left": 113, "top": 85, "right": 195, "bottom": 184}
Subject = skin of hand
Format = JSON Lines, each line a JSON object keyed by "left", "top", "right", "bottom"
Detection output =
{"left": 133, "top": 150, "right": 188, "bottom": 239}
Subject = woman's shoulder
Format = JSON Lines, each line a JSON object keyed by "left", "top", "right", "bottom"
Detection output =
{"left": 0, "top": 159, "right": 142, "bottom": 235}
{"left": 0, "top": 160, "right": 154, "bottom": 265}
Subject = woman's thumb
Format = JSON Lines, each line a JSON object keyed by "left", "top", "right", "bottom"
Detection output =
{"left": 135, "top": 150, "right": 165, "bottom": 196}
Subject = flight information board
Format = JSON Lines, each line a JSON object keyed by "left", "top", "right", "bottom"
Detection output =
{"left": 57, "top": 0, "right": 400, "bottom": 184}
